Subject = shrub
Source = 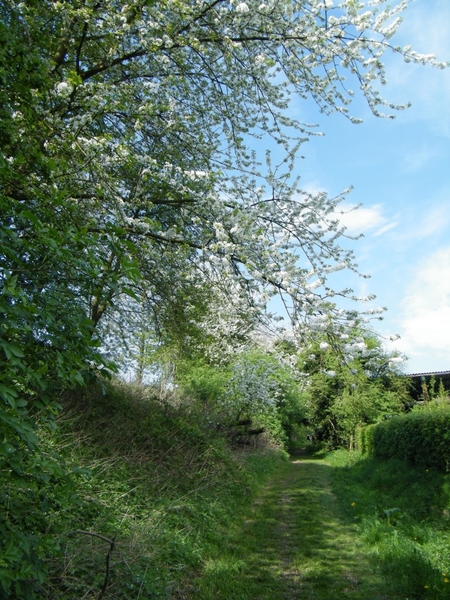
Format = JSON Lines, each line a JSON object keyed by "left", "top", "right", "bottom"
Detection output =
{"left": 359, "top": 409, "right": 450, "bottom": 471}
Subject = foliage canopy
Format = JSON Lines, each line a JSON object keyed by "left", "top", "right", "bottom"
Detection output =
{"left": 2, "top": 0, "right": 445, "bottom": 380}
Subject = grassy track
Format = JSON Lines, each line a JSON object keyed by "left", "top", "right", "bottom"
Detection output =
{"left": 195, "top": 454, "right": 398, "bottom": 599}
{"left": 30, "top": 385, "right": 450, "bottom": 598}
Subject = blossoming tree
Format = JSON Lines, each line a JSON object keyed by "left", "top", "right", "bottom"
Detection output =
{"left": 297, "top": 331, "right": 410, "bottom": 447}
{"left": 1, "top": 0, "right": 446, "bottom": 417}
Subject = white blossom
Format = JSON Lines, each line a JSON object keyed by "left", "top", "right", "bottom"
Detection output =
{"left": 235, "top": 2, "right": 249, "bottom": 12}
{"left": 7, "top": 0, "right": 443, "bottom": 381}
{"left": 55, "top": 81, "right": 73, "bottom": 97}
{"left": 389, "top": 356, "right": 404, "bottom": 364}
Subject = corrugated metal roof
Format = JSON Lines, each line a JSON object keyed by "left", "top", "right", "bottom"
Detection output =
{"left": 406, "top": 370, "right": 450, "bottom": 377}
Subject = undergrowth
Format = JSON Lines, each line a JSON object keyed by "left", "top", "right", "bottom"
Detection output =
{"left": 327, "top": 449, "right": 450, "bottom": 599}
{"left": 19, "top": 380, "right": 286, "bottom": 599}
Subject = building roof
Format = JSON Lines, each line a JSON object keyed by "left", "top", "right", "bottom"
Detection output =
{"left": 406, "top": 370, "right": 450, "bottom": 378}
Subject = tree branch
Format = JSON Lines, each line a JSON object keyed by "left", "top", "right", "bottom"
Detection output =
{"left": 73, "top": 530, "right": 116, "bottom": 600}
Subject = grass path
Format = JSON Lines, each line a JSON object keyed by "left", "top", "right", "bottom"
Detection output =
{"left": 195, "top": 454, "right": 398, "bottom": 599}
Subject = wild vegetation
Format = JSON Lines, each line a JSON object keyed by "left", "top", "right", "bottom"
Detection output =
{"left": 295, "top": 332, "right": 411, "bottom": 449}
{"left": 4, "top": 366, "right": 444, "bottom": 598}
{"left": 2, "top": 0, "right": 448, "bottom": 596}
{"left": 328, "top": 448, "right": 450, "bottom": 600}
{"left": 1, "top": 381, "right": 287, "bottom": 598}
{"left": 4, "top": 377, "right": 450, "bottom": 600}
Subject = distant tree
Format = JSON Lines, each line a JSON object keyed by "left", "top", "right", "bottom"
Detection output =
{"left": 298, "top": 331, "right": 409, "bottom": 448}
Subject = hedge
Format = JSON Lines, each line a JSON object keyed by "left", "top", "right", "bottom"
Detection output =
{"left": 358, "top": 410, "right": 450, "bottom": 471}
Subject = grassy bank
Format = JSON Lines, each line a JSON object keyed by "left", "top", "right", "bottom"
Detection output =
{"left": 28, "top": 381, "right": 286, "bottom": 598}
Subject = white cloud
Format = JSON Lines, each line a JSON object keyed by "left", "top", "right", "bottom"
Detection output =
{"left": 393, "top": 247, "right": 450, "bottom": 370}
{"left": 335, "top": 203, "right": 388, "bottom": 236}
{"left": 374, "top": 221, "right": 399, "bottom": 237}
{"left": 386, "top": 202, "right": 450, "bottom": 249}
{"left": 398, "top": 202, "right": 450, "bottom": 242}
{"left": 414, "top": 205, "right": 450, "bottom": 240}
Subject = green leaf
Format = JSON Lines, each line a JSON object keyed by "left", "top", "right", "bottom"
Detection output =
{"left": 20, "top": 210, "right": 42, "bottom": 227}
{"left": 122, "top": 286, "right": 140, "bottom": 302}
{"left": 0, "top": 384, "right": 18, "bottom": 408}
{"left": 1, "top": 342, "right": 25, "bottom": 359}
{"left": 0, "top": 443, "right": 16, "bottom": 457}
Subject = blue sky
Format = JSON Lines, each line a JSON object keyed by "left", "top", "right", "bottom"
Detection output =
{"left": 287, "top": 0, "right": 450, "bottom": 374}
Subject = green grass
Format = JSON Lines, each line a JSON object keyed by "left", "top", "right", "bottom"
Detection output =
{"left": 12, "top": 381, "right": 450, "bottom": 599}
{"left": 194, "top": 450, "right": 450, "bottom": 599}
{"left": 326, "top": 449, "right": 450, "bottom": 599}
{"left": 194, "top": 456, "right": 391, "bottom": 599}
{"left": 36, "top": 381, "right": 287, "bottom": 598}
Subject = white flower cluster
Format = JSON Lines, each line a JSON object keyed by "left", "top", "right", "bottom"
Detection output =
{"left": 223, "top": 355, "right": 281, "bottom": 417}
{"left": 235, "top": 2, "right": 249, "bottom": 13}
{"left": 55, "top": 81, "right": 73, "bottom": 97}
{"left": 22, "top": 0, "right": 444, "bottom": 369}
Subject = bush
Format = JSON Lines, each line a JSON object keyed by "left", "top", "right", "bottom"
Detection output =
{"left": 176, "top": 351, "right": 305, "bottom": 449}
{"left": 358, "top": 409, "right": 450, "bottom": 471}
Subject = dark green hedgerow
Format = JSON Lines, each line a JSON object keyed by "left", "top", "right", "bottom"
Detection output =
{"left": 359, "top": 409, "right": 450, "bottom": 471}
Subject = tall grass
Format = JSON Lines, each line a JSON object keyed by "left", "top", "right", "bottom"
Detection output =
{"left": 36, "top": 381, "right": 286, "bottom": 598}
{"left": 327, "top": 449, "right": 450, "bottom": 599}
